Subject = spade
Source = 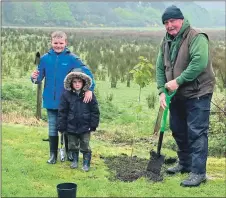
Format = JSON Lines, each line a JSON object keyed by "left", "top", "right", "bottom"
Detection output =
{"left": 147, "top": 88, "right": 176, "bottom": 174}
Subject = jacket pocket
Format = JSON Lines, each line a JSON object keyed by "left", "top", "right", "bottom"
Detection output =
{"left": 180, "top": 78, "right": 200, "bottom": 92}
{"left": 83, "top": 114, "right": 90, "bottom": 120}
{"left": 67, "top": 114, "right": 74, "bottom": 124}
{"left": 192, "top": 78, "right": 200, "bottom": 92}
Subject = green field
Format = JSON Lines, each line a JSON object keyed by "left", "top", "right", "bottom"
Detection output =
{"left": 2, "top": 123, "right": 225, "bottom": 197}
{"left": 2, "top": 27, "right": 225, "bottom": 197}
{"left": 2, "top": 78, "right": 226, "bottom": 197}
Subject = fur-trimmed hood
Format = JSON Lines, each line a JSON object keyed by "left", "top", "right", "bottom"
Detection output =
{"left": 64, "top": 69, "right": 92, "bottom": 92}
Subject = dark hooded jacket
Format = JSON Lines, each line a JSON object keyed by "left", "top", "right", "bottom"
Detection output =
{"left": 57, "top": 70, "right": 100, "bottom": 135}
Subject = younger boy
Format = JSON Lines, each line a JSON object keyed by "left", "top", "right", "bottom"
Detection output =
{"left": 57, "top": 68, "right": 100, "bottom": 171}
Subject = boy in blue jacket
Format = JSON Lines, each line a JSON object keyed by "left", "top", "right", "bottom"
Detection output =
{"left": 58, "top": 69, "right": 100, "bottom": 171}
{"left": 31, "top": 31, "right": 95, "bottom": 164}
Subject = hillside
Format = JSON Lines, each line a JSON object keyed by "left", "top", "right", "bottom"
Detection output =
{"left": 2, "top": 1, "right": 225, "bottom": 28}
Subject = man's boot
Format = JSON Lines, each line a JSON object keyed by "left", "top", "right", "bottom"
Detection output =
{"left": 166, "top": 163, "right": 190, "bottom": 174}
{"left": 70, "top": 152, "right": 79, "bottom": 169}
{"left": 47, "top": 136, "right": 58, "bottom": 164}
{"left": 64, "top": 134, "right": 73, "bottom": 161}
{"left": 180, "top": 173, "right": 206, "bottom": 187}
{"left": 82, "top": 152, "right": 91, "bottom": 172}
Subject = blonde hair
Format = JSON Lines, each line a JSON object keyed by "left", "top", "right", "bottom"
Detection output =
{"left": 51, "top": 31, "right": 67, "bottom": 40}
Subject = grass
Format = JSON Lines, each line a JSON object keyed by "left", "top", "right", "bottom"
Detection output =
{"left": 2, "top": 76, "right": 226, "bottom": 196}
{"left": 95, "top": 79, "right": 160, "bottom": 130}
{"left": 2, "top": 123, "right": 226, "bottom": 197}
{"left": 2, "top": 76, "right": 160, "bottom": 129}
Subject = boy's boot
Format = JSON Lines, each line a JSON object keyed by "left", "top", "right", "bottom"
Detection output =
{"left": 70, "top": 152, "right": 79, "bottom": 169}
{"left": 82, "top": 152, "right": 91, "bottom": 172}
{"left": 47, "top": 136, "right": 58, "bottom": 164}
{"left": 64, "top": 134, "right": 73, "bottom": 161}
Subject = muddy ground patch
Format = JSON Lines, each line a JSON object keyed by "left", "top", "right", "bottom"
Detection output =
{"left": 102, "top": 153, "right": 176, "bottom": 182}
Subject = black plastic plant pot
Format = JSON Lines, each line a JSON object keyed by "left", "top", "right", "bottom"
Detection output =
{"left": 57, "top": 183, "right": 77, "bottom": 198}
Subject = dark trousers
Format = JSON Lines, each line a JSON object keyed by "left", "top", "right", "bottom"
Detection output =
{"left": 68, "top": 132, "right": 91, "bottom": 153}
{"left": 169, "top": 93, "right": 212, "bottom": 174}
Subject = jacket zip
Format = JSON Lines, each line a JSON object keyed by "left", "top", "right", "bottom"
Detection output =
{"left": 54, "top": 55, "right": 58, "bottom": 100}
{"left": 76, "top": 95, "right": 80, "bottom": 130}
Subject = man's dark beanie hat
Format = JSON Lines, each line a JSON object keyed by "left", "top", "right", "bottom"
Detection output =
{"left": 162, "top": 5, "right": 184, "bottom": 24}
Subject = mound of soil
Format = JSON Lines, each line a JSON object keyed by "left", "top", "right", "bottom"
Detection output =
{"left": 102, "top": 154, "right": 174, "bottom": 182}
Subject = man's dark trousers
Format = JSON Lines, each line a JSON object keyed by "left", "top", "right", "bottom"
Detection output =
{"left": 169, "top": 93, "right": 212, "bottom": 174}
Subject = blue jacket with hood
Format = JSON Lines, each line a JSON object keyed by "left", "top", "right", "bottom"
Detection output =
{"left": 31, "top": 48, "right": 95, "bottom": 109}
